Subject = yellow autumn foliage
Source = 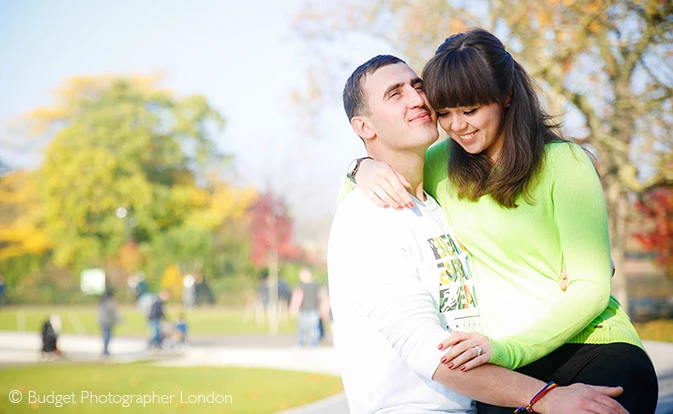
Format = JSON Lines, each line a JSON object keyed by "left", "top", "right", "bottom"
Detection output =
{"left": 0, "top": 171, "right": 52, "bottom": 261}
{"left": 160, "top": 264, "right": 183, "bottom": 299}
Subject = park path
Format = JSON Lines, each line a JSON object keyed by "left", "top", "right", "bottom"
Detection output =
{"left": 0, "top": 331, "right": 671, "bottom": 414}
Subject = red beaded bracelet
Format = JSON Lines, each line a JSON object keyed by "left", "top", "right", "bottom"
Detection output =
{"left": 514, "top": 381, "right": 558, "bottom": 413}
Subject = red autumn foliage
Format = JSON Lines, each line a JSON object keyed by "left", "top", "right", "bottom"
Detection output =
{"left": 632, "top": 186, "right": 673, "bottom": 277}
{"left": 247, "top": 191, "right": 300, "bottom": 268}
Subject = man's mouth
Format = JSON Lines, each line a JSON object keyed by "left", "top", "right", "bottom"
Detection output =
{"left": 409, "top": 112, "right": 430, "bottom": 123}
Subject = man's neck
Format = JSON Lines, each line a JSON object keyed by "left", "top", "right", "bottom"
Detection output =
{"left": 368, "top": 148, "right": 426, "bottom": 201}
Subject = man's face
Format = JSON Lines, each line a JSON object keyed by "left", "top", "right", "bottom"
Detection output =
{"left": 360, "top": 63, "right": 438, "bottom": 150}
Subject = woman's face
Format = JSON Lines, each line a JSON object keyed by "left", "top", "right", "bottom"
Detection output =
{"left": 436, "top": 101, "right": 506, "bottom": 163}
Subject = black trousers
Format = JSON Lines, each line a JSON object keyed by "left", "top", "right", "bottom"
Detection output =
{"left": 476, "top": 343, "right": 658, "bottom": 414}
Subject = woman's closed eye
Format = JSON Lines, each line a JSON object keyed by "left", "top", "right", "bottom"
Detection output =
{"left": 437, "top": 108, "right": 478, "bottom": 118}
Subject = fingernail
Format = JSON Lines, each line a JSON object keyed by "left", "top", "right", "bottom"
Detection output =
{"left": 407, "top": 202, "right": 414, "bottom": 208}
{"left": 437, "top": 344, "right": 443, "bottom": 350}
{"left": 447, "top": 363, "right": 453, "bottom": 369}
{"left": 383, "top": 205, "right": 389, "bottom": 209}
{"left": 460, "top": 366, "right": 466, "bottom": 371}
{"left": 440, "top": 356, "right": 447, "bottom": 363}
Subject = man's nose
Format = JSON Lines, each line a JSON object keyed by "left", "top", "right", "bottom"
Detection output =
{"left": 407, "top": 87, "right": 425, "bottom": 107}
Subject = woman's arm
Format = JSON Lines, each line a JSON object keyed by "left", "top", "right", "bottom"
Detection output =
{"left": 339, "top": 157, "right": 413, "bottom": 208}
{"left": 453, "top": 144, "right": 614, "bottom": 370}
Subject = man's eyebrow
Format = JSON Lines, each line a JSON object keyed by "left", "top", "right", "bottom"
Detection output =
{"left": 383, "top": 82, "right": 405, "bottom": 98}
{"left": 383, "top": 78, "right": 424, "bottom": 98}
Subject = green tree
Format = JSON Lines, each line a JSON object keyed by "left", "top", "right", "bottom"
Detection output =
{"left": 147, "top": 225, "right": 213, "bottom": 284}
{"left": 32, "top": 75, "right": 226, "bottom": 272}
{"left": 295, "top": 0, "right": 673, "bottom": 307}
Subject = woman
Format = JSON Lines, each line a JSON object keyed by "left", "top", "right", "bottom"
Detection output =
{"left": 351, "top": 28, "right": 657, "bottom": 413}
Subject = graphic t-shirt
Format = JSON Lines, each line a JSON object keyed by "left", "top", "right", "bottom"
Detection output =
{"left": 328, "top": 188, "right": 480, "bottom": 413}
{"left": 429, "top": 232, "right": 480, "bottom": 333}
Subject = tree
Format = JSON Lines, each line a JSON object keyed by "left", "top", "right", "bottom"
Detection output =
{"left": 247, "top": 190, "right": 300, "bottom": 332}
{"left": 31, "top": 75, "right": 226, "bottom": 271}
{"left": 633, "top": 186, "right": 673, "bottom": 277}
{"left": 0, "top": 171, "right": 52, "bottom": 261}
{"left": 295, "top": 0, "right": 673, "bottom": 308}
{"left": 0, "top": 171, "right": 53, "bottom": 298}
{"left": 248, "top": 191, "right": 300, "bottom": 268}
{"left": 0, "top": 75, "right": 265, "bottom": 303}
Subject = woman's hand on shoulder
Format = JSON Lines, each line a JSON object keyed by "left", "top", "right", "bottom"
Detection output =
{"left": 559, "top": 268, "right": 568, "bottom": 291}
{"left": 436, "top": 331, "right": 491, "bottom": 372}
{"left": 356, "top": 159, "right": 413, "bottom": 209}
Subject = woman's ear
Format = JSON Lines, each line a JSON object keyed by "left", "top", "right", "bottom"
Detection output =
{"left": 504, "top": 91, "right": 513, "bottom": 108}
{"left": 351, "top": 116, "right": 376, "bottom": 141}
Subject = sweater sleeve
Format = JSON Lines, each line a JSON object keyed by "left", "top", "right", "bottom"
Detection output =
{"left": 337, "top": 174, "right": 354, "bottom": 204}
{"left": 332, "top": 206, "right": 449, "bottom": 380}
{"left": 489, "top": 143, "right": 613, "bottom": 369}
{"left": 423, "top": 139, "right": 450, "bottom": 199}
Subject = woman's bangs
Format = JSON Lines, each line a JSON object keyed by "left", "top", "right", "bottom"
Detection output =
{"left": 425, "top": 50, "right": 499, "bottom": 110}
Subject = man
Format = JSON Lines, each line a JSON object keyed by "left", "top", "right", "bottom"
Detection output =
{"left": 327, "top": 55, "right": 628, "bottom": 413}
{"left": 148, "top": 289, "right": 169, "bottom": 349}
{"left": 289, "top": 267, "right": 324, "bottom": 347}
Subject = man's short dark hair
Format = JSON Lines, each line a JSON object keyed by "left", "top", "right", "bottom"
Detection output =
{"left": 343, "top": 55, "right": 405, "bottom": 121}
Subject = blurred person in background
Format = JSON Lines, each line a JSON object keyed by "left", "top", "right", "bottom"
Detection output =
{"left": 98, "top": 288, "right": 121, "bottom": 357}
{"left": 290, "top": 267, "right": 326, "bottom": 347}
{"left": 40, "top": 313, "right": 62, "bottom": 360}
{"left": 148, "top": 290, "right": 170, "bottom": 349}
{"left": 0, "top": 276, "right": 5, "bottom": 305}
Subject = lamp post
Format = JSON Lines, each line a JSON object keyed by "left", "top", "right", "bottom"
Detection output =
{"left": 116, "top": 206, "right": 137, "bottom": 242}
{"left": 116, "top": 206, "right": 129, "bottom": 241}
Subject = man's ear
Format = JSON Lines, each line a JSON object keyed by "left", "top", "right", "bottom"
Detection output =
{"left": 351, "top": 116, "right": 375, "bottom": 141}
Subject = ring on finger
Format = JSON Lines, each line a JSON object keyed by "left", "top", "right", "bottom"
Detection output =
{"left": 474, "top": 345, "right": 483, "bottom": 357}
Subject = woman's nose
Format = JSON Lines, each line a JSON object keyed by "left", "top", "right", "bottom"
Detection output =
{"left": 450, "top": 116, "right": 466, "bottom": 131}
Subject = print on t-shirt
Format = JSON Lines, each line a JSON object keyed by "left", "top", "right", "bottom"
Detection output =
{"left": 427, "top": 234, "right": 481, "bottom": 332}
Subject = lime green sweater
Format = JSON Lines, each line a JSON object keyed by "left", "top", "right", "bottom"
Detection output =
{"left": 424, "top": 140, "right": 643, "bottom": 369}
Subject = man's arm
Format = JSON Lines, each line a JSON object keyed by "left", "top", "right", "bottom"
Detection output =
{"left": 432, "top": 357, "right": 626, "bottom": 412}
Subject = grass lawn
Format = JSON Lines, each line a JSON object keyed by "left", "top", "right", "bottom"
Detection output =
{"left": 0, "top": 305, "right": 296, "bottom": 336}
{"left": 0, "top": 363, "right": 344, "bottom": 413}
{"left": 1, "top": 305, "right": 672, "bottom": 342}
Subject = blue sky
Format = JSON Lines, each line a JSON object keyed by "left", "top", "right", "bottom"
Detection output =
{"left": 0, "top": 0, "right": 371, "bottom": 244}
